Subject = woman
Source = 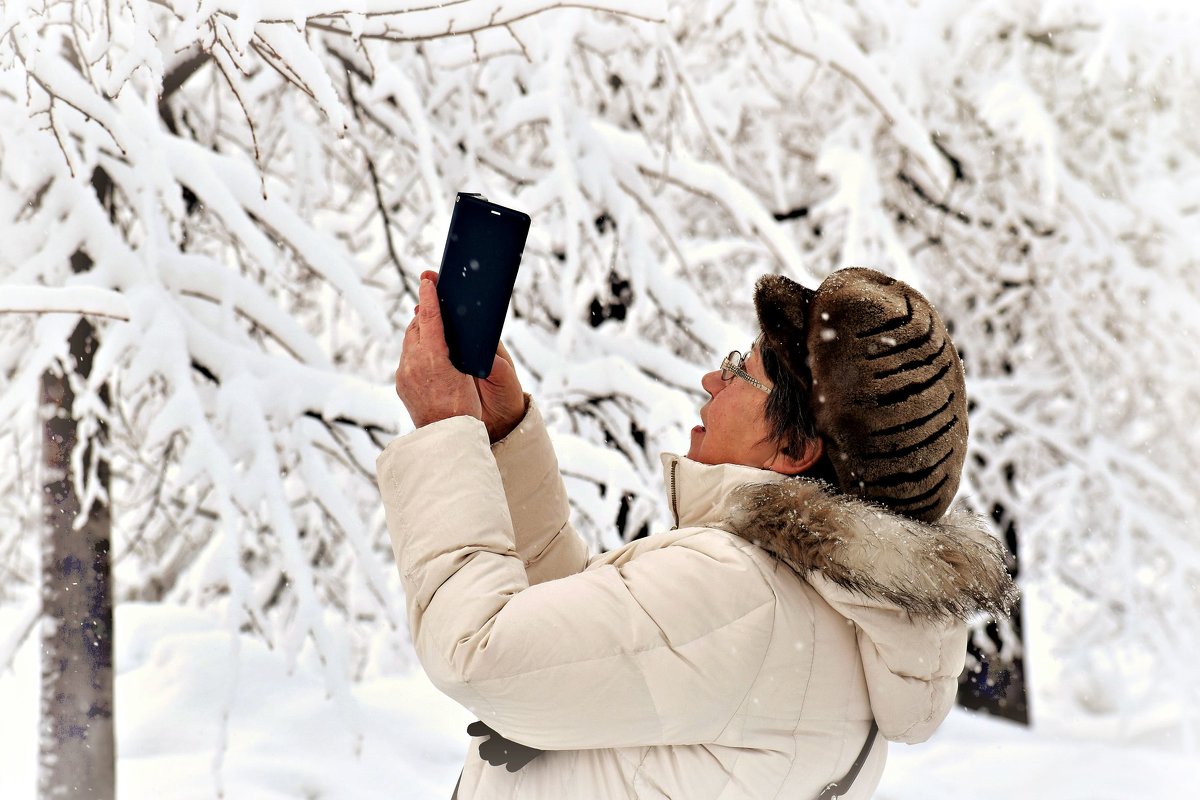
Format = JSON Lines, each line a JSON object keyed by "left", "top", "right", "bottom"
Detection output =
{"left": 378, "top": 267, "right": 1016, "bottom": 799}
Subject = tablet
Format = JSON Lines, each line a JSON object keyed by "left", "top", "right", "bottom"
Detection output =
{"left": 435, "top": 193, "right": 531, "bottom": 378}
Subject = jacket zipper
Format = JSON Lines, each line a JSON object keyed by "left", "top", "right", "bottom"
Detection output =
{"left": 669, "top": 459, "right": 679, "bottom": 529}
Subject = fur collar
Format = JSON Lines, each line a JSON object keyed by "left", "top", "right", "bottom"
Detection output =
{"left": 717, "top": 478, "right": 1018, "bottom": 622}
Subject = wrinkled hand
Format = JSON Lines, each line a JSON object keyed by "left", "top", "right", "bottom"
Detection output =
{"left": 466, "top": 720, "right": 544, "bottom": 772}
{"left": 414, "top": 270, "right": 526, "bottom": 443}
{"left": 394, "top": 273, "right": 481, "bottom": 429}
{"left": 475, "top": 337, "right": 526, "bottom": 444}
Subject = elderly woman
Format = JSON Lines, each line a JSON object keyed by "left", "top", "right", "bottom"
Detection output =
{"left": 378, "top": 267, "right": 1016, "bottom": 799}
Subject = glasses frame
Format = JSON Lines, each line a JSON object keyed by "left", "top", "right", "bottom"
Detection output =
{"left": 720, "top": 350, "right": 771, "bottom": 394}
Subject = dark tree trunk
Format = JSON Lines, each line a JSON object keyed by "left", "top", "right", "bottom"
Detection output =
{"left": 957, "top": 499, "right": 1030, "bottom": 725}
{"left": 32, "top": 44, "right": 210, "bottom": 796}
{"left": 39, "top": 253, "right": 115, "bottom": 798}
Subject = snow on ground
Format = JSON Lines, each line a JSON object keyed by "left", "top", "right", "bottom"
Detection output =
{"left": 0, "top": 604, "right": 470, "bottom": 800}
{"left": 1, "top": 603, "right": 1195, "bottom": 799}
{"left": 876, "top": 706, "right": 1197, "bottom": 799}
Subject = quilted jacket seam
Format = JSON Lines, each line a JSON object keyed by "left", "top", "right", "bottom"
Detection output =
{"left": 522, "top": 521, "right": 573, "bottom": 569}
{"left": 894, "top": 623, "right": 947, "bottom": 739}
{"left": 466, "top": 596, "right": 776, "bottom": 685}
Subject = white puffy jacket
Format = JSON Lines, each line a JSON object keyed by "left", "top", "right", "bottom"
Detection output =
{"left": 375, "top": 400, "right": 1014, "bottom": 799}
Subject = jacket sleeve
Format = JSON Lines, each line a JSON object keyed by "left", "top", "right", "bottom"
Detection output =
{"left": 488, "top": 395, "right": 590, "bottom": 585}
{"left": 376, "top": 415, "right": 778, "bottom": 750}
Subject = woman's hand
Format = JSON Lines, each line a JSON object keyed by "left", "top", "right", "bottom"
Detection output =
{"left": 475, "top": 337, "right": 527, "bottom": 444}
{"left": 414, "top": 267, "right": 525, "bottom": 443}
{"left": 398, "top": 270, "right": 526, "bottom": 441}
{"left": 394, "top": 273, "right": 481, "bottom": 429}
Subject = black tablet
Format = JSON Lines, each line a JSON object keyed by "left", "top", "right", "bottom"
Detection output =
{"left": 435, "top": 193, "right": 531, "bottom": 378}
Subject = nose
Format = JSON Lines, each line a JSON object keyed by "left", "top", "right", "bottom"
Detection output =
{"left": 701, "top": 369, "right": 725, "bottom": 398}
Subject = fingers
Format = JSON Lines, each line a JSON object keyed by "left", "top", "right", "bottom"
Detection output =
{"left": 409, "top": 269, "right": 438, "bottom": 342}
{"left": 417, "top": 277, "right": 445, "bottom": 345}
{"left": 403, "top": 312, "right": 420, "bottom": 348}
{"left": 479, "top": 340, "right": 516, "bottom": 385}
{"left": 464, "top": 720, "right": 544, "bottom": 771}
{"left": 481, "top": 351, "right": 515, "bottom": 384}
{"left": 396, "top": 313, "right": 420, "bottom": 393}
{"left": 506, "top": 747, "right": 542, "bottom": 772}
{"left": 477, "top": 735, "right": 543, "bottom": 769}
{"left": 495, "top": 339, "right": 515, "bottom": 369}
{"left": 466, "top": 721, "right": 493, "bottom": 737}
{"left": 480, "top": 743, "right": 507, "bottom": 767}
{"left": 400, "top": 314, "right": 420, "bottom": 365}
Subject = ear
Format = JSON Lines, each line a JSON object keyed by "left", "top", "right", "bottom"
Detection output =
{"left": 764, "top": 436, "right": 824, "bottom": 476}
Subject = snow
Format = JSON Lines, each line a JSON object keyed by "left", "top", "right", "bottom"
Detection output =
{"left": 1, "top": 602, "right": 1193, "bottom": 799}
{"left": 763, "top": 3, "right": 954, "bottom": 195}
{"left": 980, "top": 77, "right": 1059, "bottom": 211}
{"left": 168, "top": 0, "right": 667, "bottom": 44}
{"left": 161, "top": 137, "right": 391, "bottom": 340}
{"left": 876, "top": 709, "right": 1198, "bottom": 799}
{"left": 3, "top": 0, "right": 1200, "bottom": 795}
{"left": 0, "top": 285, "right": 132, "bottom": 321}
{"left": 0, "top": 603, "right": 470, "bottom": 800}
{"left": 596, "top": 119, "right": 820, "bottom": 285}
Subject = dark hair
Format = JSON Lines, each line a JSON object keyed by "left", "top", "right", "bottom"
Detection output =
{"left": 756, "top": 338, "right": 839, "bottom": 484}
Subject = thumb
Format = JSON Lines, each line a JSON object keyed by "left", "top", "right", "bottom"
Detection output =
{"left": 481, "top": 351, "right": 516, "bottom": 385}
{"left": 466, "top": 720, "right": 494, "bottom": 738}
{"left": 495, "top": 340, "right": 515, "bottom": 370}
{"left": 417, "top": 278, "right": 445, "bottom": 345}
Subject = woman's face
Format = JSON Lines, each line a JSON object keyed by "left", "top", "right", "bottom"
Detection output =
{"left": 687, "top": 344, "right": 782, "bottom": 469}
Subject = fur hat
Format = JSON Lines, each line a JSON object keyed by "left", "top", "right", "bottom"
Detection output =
{"left": 754, "top": 268, "right": 968, "bottom": 523}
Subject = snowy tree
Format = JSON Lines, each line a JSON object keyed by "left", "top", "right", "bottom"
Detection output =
{"left": 2, "top": 0, "right": 1198, "bottom": 779}
{"left": 38, "top": 309, "right": 116, "bottom": 797}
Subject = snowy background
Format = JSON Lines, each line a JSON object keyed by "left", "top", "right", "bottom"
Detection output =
{"left": 2, "top": 0, "right": 1199, "bottom": 797}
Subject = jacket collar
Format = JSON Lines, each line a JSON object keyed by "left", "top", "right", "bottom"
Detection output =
{"left": 658, "top": 452, "right": 790, "bottom": 530}
{"left": 658, "top": 452, "right": 1017, "bottom": 622}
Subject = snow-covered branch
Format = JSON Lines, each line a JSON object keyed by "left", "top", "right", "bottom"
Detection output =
{"left": 0, "top": 286, "right": 132, "bottom": 321}
{"left": 1, "top": 0, "right": 1197, "bottom": 750}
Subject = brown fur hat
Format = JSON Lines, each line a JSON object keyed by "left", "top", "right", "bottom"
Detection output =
{"left": 754, "top": 268, "right": 968, "bottom": 523}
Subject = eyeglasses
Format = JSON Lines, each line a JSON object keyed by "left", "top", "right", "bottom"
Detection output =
{"left": 720, "top": 350, "right": 771, "bottom": 394}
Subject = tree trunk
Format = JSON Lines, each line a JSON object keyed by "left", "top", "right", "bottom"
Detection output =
{"left": 957, "top": 500, "right": 1029, "bottom": 725}
{"left": 39, "top": 268, "right": 115, "bottom": 798}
